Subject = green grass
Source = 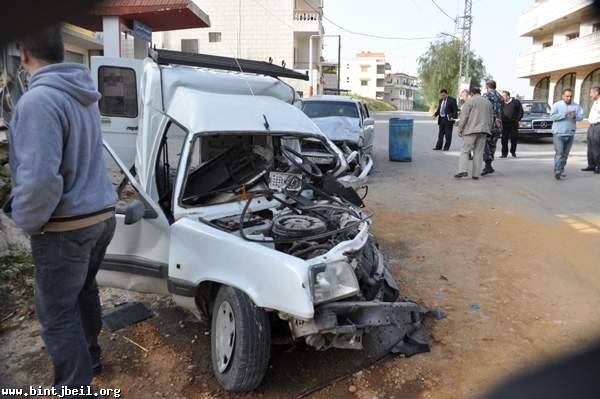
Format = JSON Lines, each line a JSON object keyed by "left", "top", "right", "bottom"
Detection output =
{"left": 350, "top": 93, "right": 396, "bottom": 112}
{"left": 0, "top": 251, "right": 34, "bottom": 318}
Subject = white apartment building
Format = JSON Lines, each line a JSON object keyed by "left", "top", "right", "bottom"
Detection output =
{"left": 340, "top": 52, "right": 390, "bottom": 100}
{"left": 153, "top": 0, "right": 324, "bottom": 96}
{"left": 516, "top": 0, "right": 600, "bottom": 115}
{"left": 384, "top": 73, "right": 418, "bottom": 111}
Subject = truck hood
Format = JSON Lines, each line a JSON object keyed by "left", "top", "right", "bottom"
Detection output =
{"left": 311, "top": 116, "right": 362, "bottom": 143}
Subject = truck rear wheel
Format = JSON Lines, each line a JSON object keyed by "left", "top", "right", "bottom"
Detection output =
{"left": 210, "top": 286, "right": 270, "bottom": 391}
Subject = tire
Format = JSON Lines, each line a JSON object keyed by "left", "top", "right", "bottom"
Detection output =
{"left": 210, "top": 286, "right": 270, "bottom": 392}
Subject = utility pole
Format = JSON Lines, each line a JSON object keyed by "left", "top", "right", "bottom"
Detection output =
{"left": 457, "top": 0, "right": 473, "bottom": 95}
{"left": 337, "top": 35, "right": 341, "bottom": 94}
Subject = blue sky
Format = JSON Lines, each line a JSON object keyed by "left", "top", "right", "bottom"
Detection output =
{"left": 321, "top": 0, "right": 533, "bottom": 96}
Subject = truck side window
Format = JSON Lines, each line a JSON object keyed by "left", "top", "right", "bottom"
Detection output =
{"left": 103, "top": 147, "right": 152, "bottom": 212}
{"left": 98, "top": 66, "right": 138, "bottom": 118}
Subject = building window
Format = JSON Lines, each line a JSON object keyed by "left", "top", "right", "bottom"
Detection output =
{"left": 361, "top": 80, "right": 368, "bottom": 86}
{"left": 376, "top": 65, "right": 385, "bottom": 74}
{"left": 553, "top": 73, "right": 577, "bottom": 103}
{"left": 97, "top": 66, "right": 138, "bottom": 118}
{"left": 181, "top": 39, "right": 198, "bottom": 53}
{"left": 209, "top": 32, "right": 222, "bottom": 43}
{"left": 64, "top": 50, "right": 85, "bottom": 64}
{"left": 542, "top": 41, "right": 553, "bottom": 48}
{"left": 376, "top": 79, "right": 385, "bottom": 88}
{"left": 566, "top": 32, "right": 579, "bottom": 41}
{"left": 580, "top": 68, "right": 600, "bottom": 115}
{"left": 346, "top": 77, "right": 350, "bottom": 83}
{"left": 533, "top": 76, "right": 550, "bottom": 102}
{"left": 593, "top": 23, "right": 600, "bottom": 33}
{"left": 360, "top": 65, "right": 369, "bottom": 73}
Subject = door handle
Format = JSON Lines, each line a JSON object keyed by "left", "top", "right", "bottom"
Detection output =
{"left": 101, "top": 118, "right": 111, "bottom": 124}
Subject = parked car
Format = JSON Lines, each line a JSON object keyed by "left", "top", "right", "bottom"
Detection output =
{"left": 300, "top": 96, "right": 375, "bottom": 187}
{"left": 92, "top": 50, "right": 432, "bottom": 392}
{"left": 518, "top": 100, "right": 553, "bottom": 137}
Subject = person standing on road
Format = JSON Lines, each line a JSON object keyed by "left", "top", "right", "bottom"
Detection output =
{"left": 500, "top": 91, "right": 523, "bottom": 158}
{"left": 455, "top": 88, "right": 493, "bottom": 180}
{"left": 482, "top": 80, "right": 504, "bottom": 175}
{"left": 550, "top": 88, "right": 584, "bottom": 180}
{"left": 581, "top": 86, "right": 600, "bottom": 174}
{"left": 6, "top": 26, "right": 118, "bottom": 390}
{"left": 433, "top": 89, "right": 458, "bottom": 151}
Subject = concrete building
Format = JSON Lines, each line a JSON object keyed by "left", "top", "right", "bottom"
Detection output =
{"left": 153, "top": 0, "right": 324, "bottom": 96}
{"left": 517, "top": 0, "right": 600, "bottom": 115}
{"left": 340, "top": 52, "right": 389, "bottom": 100}
{"left": 62, "top": 24, "right": 103, "bottom": 67}
{"left": 384, "top": 73, "right": 418, "bottom": 111}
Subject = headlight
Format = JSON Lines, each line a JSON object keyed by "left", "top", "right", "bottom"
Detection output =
{"left": 519, "top": 121, "right": 532, "bottom": 128}
{"left": 309, "top": 261, "right": 360, "bottom": 304}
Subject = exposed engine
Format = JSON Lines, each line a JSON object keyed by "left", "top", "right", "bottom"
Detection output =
{"left": 180, "top": 133, "right": 397, "bottom": 302}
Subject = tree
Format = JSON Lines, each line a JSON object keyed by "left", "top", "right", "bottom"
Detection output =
{"left": 417, "top": 39, "right": 486, "bottom": 109}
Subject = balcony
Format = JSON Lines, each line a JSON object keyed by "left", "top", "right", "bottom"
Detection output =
{"left": 519, "top": 0, "right": 595, "bottom": 37}
{"left": 516, "top": 31, "right": 600, "bottom": 77}
{"left": 293, "top": 9, "right": 322, "bottom": 33}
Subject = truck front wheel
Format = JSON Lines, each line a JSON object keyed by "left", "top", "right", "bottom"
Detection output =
{"left": 210, "top": 286, "right": 270, "bottom": 391}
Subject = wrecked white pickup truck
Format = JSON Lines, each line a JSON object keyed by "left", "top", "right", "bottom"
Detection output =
{"left": 93, "top": 50, "right": 436, "bottom": 392}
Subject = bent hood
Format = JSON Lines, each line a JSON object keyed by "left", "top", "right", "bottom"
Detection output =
{"left": 29, "top": 62, "right": 101, "bottom": 106}
{"left": 311, "top": 116, "right": 362, "bottom": 143}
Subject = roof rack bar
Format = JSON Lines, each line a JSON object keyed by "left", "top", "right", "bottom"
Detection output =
{"left": 149, "top": 49, "right": 309, "bottom": 81}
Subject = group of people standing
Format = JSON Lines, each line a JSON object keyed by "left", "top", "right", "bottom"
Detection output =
{"left": 432, "top": 80, "right": 600, "bottom": 181}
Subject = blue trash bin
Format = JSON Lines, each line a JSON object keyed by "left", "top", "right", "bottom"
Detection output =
{"left": 389, "top": 117, "right": 413, "bottom": 162}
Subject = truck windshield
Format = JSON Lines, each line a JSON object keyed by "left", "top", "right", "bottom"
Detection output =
{"left": 522, "top": 102, "right": 550, "bottom": 114}
{"left": 302, "top": 101, "right": 360, "bottom": 119}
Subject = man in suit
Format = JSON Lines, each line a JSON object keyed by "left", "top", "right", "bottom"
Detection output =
{"left": 433, "top": 89, "right": 458, "bottom": 151}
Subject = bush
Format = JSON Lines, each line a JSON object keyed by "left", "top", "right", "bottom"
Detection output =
{"left": 350, "top": 94, "right": 396, "bottom": 112}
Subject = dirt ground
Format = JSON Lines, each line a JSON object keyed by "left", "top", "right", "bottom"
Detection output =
{"left": 2, "top": 200, "right": 599, "bottom": 399}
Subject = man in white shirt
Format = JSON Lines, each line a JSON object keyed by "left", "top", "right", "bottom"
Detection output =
{"left": 582, "top": 87, "right": 600, "bottom": 174}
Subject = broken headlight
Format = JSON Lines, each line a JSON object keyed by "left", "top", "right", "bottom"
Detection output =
{"left": 309, "top": 261, "right": 359, "bottom": 304}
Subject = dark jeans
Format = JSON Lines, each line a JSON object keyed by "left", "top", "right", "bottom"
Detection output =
{"left": 502, "top": 120, "right": 519, "bottom": 156}
{"left": 553, "top": 135, "right": 574, "bottom": 173}
{"left": 484, "top": 130, "right": 500, "bottom": 166}
{"left": 586, "top": 123, "right": 600, "bottom": 168}
{"left": 30, "top": 216, "right": 116, "bottom": 390}
{"left": 435, "top": 119, "right": 454, "bottom": 150}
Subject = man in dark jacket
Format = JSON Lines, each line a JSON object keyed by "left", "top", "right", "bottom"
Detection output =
{"left": 7, "top": 26, "right": 117, "bottom": 390}
{"left": 482, "top": 80, "right": 504, "bottom": 175}
{"left": 433, "top": 89, "right": 458, "bottom": 151}
{"left": 501, "top": 91, "right": 523, "bottom": 158}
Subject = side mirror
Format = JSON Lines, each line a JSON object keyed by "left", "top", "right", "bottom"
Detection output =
{"left": 116, "top": 200, "right": 145, "bottom": 225}
{"left": 363, "top": 118, "right": 375, "bottom": 127}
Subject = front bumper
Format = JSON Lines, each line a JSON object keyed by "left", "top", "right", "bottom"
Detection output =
{"left": 518, "top": 128, "right": 553, "bottom": 136}
{"left": 289, "top": 300, "right": 443, "bottom": 352}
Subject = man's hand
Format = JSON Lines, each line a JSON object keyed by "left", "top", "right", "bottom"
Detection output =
{"left": 495, "top": 120, "right": 502, "bottom": 129}
{"left": 566, "top": 111, "right": 576, "bottom": 119}
{"left": 458, "top": 129, "right": 464, "bottom": 137}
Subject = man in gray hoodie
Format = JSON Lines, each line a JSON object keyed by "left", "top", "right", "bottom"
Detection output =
{"left": 7, "top": 26, "right": 117, "bottom": 390}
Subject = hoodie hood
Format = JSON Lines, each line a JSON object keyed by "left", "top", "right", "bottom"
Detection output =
{"left": 29, "top": 62, "right": 101, "bottom": 106}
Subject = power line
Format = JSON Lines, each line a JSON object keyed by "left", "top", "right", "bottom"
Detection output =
{"left": 302, "top": 0, "right": 440, "bottom": 41}
{"left": 430, "top": 0, "right": 456, "bottom": 21}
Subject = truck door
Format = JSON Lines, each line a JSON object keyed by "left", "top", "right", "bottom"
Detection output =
{"left": 91, "top": 57, "right": 143, "bottom": 169}
{"left": 97, "top": 141, "right": 171, "bottom": 295}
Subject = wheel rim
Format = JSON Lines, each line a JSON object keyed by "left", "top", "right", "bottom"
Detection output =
{"left": 215, "top": 300, "right": 236, "bottom": 373}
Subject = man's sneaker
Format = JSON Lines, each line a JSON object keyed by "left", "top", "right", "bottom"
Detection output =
{"left": 500, "top": 154, "right": 508, "bottom": 158}
{"left": 454, "top": 172, "right": 468, "bottom": 179}
{"left": 555, "top": 172, "right": 561, "bottom": 180}
{"left": 481, "top": 166, "right": 495, "bottom": 176}
{"left": 581, "top": 166, "right": 595, "bottom": 172}
{"left": 472, "top": 176, "right": 479, "bottom": 180}
{"left": 511, "top": 153, "right": 517, "bottom": 158}
{"left": 92, "top": 362, "right": 103, "bottom": 377}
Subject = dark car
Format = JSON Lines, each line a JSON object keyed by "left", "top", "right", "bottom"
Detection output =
{"left": 518, "top": 100, "right": 553, "bottom": 137}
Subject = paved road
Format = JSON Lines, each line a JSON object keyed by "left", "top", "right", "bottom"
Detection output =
{"left": 368, "top": 111, "right": 600, "bottom": 233}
